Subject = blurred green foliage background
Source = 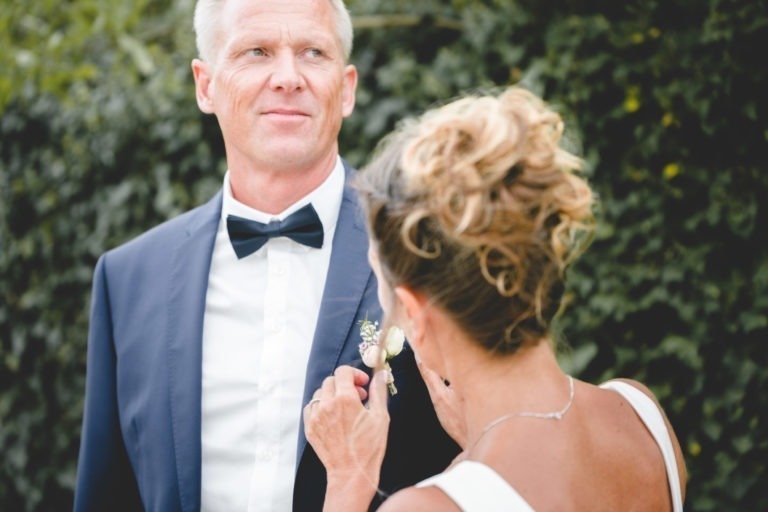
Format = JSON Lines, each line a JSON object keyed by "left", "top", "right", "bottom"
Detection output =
{"left": 1, "top": 0, "right": 766, "bottom": 509}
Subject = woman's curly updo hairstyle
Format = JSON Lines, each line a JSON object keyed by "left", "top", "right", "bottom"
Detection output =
{"left": 356, "top": 87, "right": 594, "bottom": 355}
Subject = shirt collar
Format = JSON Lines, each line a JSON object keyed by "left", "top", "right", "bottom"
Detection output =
{"left": 221, "top": 157, "right": 345, "bottom": 243}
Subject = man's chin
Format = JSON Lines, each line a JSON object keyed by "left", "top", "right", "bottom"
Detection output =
{"left": 251, "top": 148, "right": 325, "bottom": 174}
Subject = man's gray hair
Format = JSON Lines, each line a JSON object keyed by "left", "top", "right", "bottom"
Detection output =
{"left": 193, "top": 0, "right": 354, "bottom": 63}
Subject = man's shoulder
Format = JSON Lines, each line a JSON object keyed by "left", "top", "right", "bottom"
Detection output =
{"left": 104, "top": 191, "right": 221, "bottom": 263}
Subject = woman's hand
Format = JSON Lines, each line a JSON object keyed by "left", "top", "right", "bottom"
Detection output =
{"left": 417, "top": 358, "right": 468, "bottom": 451}
{"left": 304, "top": 365, "right": 390, "bottom": 511}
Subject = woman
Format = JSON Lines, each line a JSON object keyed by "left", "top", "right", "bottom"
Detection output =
{"left": 303, "top": 87, "right": 687, "bottom": 511}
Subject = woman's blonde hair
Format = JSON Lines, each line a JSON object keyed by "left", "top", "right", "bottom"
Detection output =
{"left": 357, "top": 86, "right": 594, "bottom": 354}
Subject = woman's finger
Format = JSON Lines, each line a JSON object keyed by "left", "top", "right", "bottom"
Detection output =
{"left": 418, "top": 360, "right": 448, "bottom": 401}
{"left": 352, "top": 367, "right": 371, "bottom": 401}
{"left": 416, "top": 360, "right": 468, "bottom": 448}
{"left": 367, "top": 367, "right": 390, "bottom": 413}
{"left": 320, "top": 374, "right": 336, "bottom": 396}
{"left": 333, "top": 365, "right": 371, "bottom": 401}
{"left": 351, "top": 367, "right": 371, "bottom": 387}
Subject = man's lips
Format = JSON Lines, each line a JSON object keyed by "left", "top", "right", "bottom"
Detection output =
{"left": 262, "top": 108, "right": 310, "bottom": 117}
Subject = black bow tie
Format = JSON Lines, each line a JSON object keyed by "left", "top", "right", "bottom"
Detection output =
{"left": 227, "top": 203, "right": 324, "bottom": 259}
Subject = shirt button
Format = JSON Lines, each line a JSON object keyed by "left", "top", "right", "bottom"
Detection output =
{"left": 260, "top": 447, "right": 276, "bottom": 462}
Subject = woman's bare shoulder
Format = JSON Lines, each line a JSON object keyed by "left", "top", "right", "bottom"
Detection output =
{"left": 606, "top": 378, "right": 657, "bottom": 399}
{"left": 378, "top": 484, "right": 461, "bottom": 512}
{"left": 603, "top": 377, "right": 688, "bottom": 501}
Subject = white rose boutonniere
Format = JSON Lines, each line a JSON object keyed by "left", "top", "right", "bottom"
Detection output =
{"left": 358, "top": 318, "right": 405, "bottom": 396}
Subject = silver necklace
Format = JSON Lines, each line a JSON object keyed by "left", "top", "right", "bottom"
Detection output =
{"left": 470, "top": 375, "right": 575, "bottom": 452}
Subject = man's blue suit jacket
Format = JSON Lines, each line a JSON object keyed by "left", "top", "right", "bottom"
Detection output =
{"left": 73, "top": 164, "right": 459, "bottom": 511}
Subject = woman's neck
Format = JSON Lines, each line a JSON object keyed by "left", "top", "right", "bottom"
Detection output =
{"left": 443, "top": 338, "right": 569, "bottom": 452}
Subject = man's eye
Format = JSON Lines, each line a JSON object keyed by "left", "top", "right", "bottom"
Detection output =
{"left": 249, "top": 48, "right": 266, "bottom": 57}
{"left": 305, "top": 48, "right": 323, "bottom": 58}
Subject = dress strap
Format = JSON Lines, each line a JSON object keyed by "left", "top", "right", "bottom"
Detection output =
{"left": 600, "top": 380, "right": 684, "bottom": 512}
{"left": 415, "top": 460, "right": 534, "bottom": 512}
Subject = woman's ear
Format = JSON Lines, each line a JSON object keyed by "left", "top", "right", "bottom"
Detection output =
{"left": 394, "top": 286, "right": 427, "bottom": 346}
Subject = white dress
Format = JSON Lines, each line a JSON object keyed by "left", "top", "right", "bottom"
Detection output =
{"left": 415, "top": 380, "right": 684, "bottom": 511}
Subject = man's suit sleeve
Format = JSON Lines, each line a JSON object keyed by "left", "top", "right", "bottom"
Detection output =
{"left": 74, "top": 254, "right": 142, "bottom": 511}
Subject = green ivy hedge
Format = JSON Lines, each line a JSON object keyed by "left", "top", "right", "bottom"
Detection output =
{"left": 1, "top": 0, "right": 766, "bottom": 509}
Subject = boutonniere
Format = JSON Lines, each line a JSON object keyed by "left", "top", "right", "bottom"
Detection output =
{"left": 358, "top": 318, "right": 405, "bottom": 396}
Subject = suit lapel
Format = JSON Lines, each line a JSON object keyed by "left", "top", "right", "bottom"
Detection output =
{"left": 295, "top": 165, "right": 377, "bottom": 468}
{"left": 165, "top": 192, "right": 222, "bottom": 512}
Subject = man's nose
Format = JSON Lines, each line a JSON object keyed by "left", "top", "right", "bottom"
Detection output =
{"left": 269, "top": 53, "right": 305, "bottom": 92}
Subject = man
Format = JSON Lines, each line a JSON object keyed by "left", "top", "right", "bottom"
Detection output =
{"left": 73, "top": 0, "right": 458, "bottom": 510}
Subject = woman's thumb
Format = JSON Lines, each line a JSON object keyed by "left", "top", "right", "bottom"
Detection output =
{"left": 368, "top": 367, "right": 390, "bottom": 411}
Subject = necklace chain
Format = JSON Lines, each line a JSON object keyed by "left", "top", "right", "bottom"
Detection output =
{"left": 470, "top": 375, "right": 575, "bottom": 452}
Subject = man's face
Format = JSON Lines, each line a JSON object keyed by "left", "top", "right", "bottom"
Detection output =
{"left": 192, "top": 0, "right": 357, "bottom": 175}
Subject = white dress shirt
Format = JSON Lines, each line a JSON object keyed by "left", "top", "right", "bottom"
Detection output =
{"left": 201, "top": 159, "right": 344, "bottom": 511}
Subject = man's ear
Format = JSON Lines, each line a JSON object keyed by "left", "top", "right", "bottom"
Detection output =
{"left": 341, "top": 64, "right": 358, "bottom": 118}
{"left": 191, "top": 59, "right": 215, "bottom": 114}
{"left": 394, "top": 286, "right": 427, "bottom": 346}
